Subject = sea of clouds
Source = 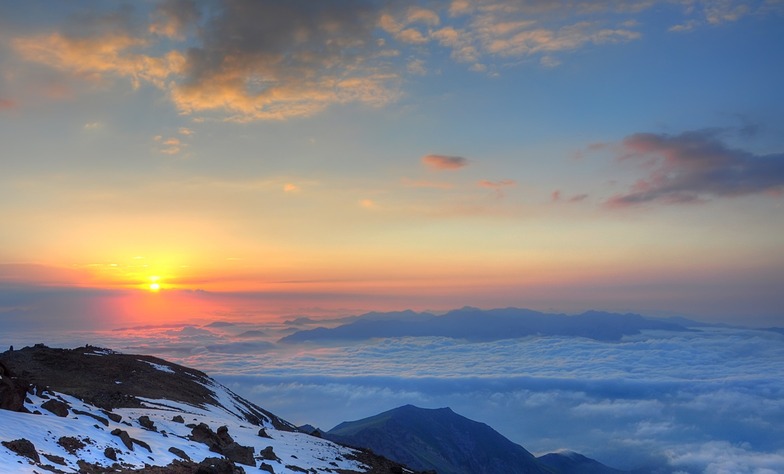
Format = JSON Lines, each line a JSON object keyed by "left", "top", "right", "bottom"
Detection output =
{"left": 3, "top": 320, "right": 783, "bottom": 473}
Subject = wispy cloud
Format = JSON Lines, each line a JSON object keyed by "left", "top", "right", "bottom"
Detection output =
{"left": 606, "top": 129, "right": 784, "bottom": 207}
{"left": 422, "top": 154, "right": 470, "bottom": 170}
{"left": 478, "top": 179, "right": 516, "bottom": 197}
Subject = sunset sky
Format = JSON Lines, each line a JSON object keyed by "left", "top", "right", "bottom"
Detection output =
{"left": 1, "top": 0, "right": 783, "bottom": 328}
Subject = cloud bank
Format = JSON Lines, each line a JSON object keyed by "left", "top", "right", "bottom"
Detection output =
{"left": 2, "top": 319, "right": 783, "bottom": 473}
{"left": 607, "top": 129, "right": 784, "bottom": 206}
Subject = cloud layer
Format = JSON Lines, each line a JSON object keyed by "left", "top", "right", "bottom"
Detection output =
{"left": 3, "top": 320, "right": 783, "bottom": 473}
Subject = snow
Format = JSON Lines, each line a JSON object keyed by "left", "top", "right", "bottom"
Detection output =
{"left": 137, "top": 359, "right": 175, "bottom": 373}
{"left": 0, "top": 381, "right": 368, "bottom": 473}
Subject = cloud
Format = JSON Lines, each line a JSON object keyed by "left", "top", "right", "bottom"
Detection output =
{"left": 551, "top": 190, "right": 589, "bottom": 203}
{"left": 478, "top": 179, "right": 516, "bottom": 197}
{"left": 606, "top": 130, "right": 784, "bottom": 207}
{"left": 148, "top": 0, "right": 201, "bottom": 40}
{"left": 3, "top": 316, "right": 784, "bottom": 472}
{"left": 9, "top": 1, "right": 782, "bottom": 121}
{"left": 154, "top": 135, "right": 184, "bottom": 155}
{"left": 422, "top": 154, "right": 470, "bottom": 170}
{"left": 0, "top": 98, "right": 16, "bottom": 110}
{"left": 401, "top": 178, "right": 454, "bottom": 189}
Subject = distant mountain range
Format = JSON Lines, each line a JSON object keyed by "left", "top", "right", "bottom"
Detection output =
{"left": 325, "top": 404, "right": 630, "bottom": 474}
{"left": 280, "top": 307, "right": 696, "bottom": 343}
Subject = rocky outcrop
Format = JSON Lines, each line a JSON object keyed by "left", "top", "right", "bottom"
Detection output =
{"left": 169, "top": 446, "right": 191, "bottom": 460}
{"left": 139, "top": 415, "right": 157, "bottom": 431}
{"left": 111, "top": 428, "right": 134, "bottom": 450}
{"left": 0, "top": 360, "right": 27, "bottom": 411}
{"left": 41, "top": 398, "right": 70, "bottom": 417}
{"left": 189, "top": 423, "right": 256, "bottom": 467}
{"left": 1, "top": 438, "right": 40, "bottom": 463}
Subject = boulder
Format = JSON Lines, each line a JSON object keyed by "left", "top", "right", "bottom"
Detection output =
{"left": 259, "top": 446, "right": 280, "bottom": 462}
{"left": 41, "top": 398, "right": 70, "bottom": 417}
{"left": 1, "top": 438, "right": 40, "bottom": 463}
{"left": 111, "top": 428, "right": 134, "bottom": 450}
{"left": 197, "top": 456, "right": 247, "bottom": 474}
{"left": 260, "top": 462, "right": 275, "bottom": 473}
{"left": 104, "top": 447, "right": 117, "bottom": 461}
{"left": 138, "top": 415, "right": 157, "bottom": 431}
{"left": 189, "top": 423, "right": 256, "bottom": 467}
{"left": 168, "top": 446, "right": 190, "bottom": 461}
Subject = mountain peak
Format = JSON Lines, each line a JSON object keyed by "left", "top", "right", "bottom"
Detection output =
{"left": 328, "top": 404, "right": 547, "bottom": 474}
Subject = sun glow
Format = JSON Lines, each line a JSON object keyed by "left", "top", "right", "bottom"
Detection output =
{"left": 148, "top": 276, "right": 161, "bottom": 292}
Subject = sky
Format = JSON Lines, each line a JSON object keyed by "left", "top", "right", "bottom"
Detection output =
{"left": 1, "top": 0, "right": 784, "bottom": 328}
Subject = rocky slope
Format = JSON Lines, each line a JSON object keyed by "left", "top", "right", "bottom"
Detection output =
{"left": 0, "top": 344, "right": 415, "bottom": 474}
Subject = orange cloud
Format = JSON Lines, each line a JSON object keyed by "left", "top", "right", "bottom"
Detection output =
{"left": 13, "top": 33, "right": 184, "bottom": 89}
{"left": 422, "top": 154, "right": 470, "bottom": 170}
{"left": 0, "top": 98, "right": 16, "bottom": 110}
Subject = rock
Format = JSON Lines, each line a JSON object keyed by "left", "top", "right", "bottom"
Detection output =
{"left": 257, "top": 428, "right": 271, "bottom": 438}
{"left": 138, "top": 415, "right": 157, "bottom": 431}
{"left": 42, "top": 453, "right": 67, "bottom": 465}
{"left": 260, "top": 462, "right": 275, "bottom": 473}
{"left": 259, "top": 446, "right": 280, "bottom": 461}
{"left": 57, "top": 436, "right": 86, "bottom": 454}
{"left": 0, "top": 361, "right": 27, "bottom": 412}
{"left": 223, "top": 442, "right": 255, "bottom": 467}
{"left": 197, "top": 456, "right": 247, "bottom": 474}
{"left": 111, "top": 428, "right": 134, "bottom": 450}
{"left": 41, "top": 398, "right": 70, "bottom": 417}
{"left": 103, "top": 410, "right": 122, "bottom": 423}
{"left": 172, "top": 414, "right": 184, "bottom": 423}
{"left": 189, "top": 422, "right": 221, "bottom": 451}
{"left": 1, "top": 438, "right": 40, "bottom": 462}
{"left": 133, "top": 437, "right": 152, "bottom": 452}
{"left": 104, "top": 447, "right": 117, "bottom": 461}
{"left": 217, "top": 425, "right": 234, "bottom": 445}
{"left": 168, "top": 446, "right": 190, "bottom": 461}
{"left": 73, "top": 408, "right": 109, "bottom": 426}
{"left": 189, "top": 423, "right": 256, "bottom": 467}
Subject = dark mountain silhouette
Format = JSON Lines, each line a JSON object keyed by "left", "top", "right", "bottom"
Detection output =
{"left": 327, "top": 404, "right": 549, "bottom": 474}
{"left": 280, "top": 307, "right": 693, "bottom": 343}
{"left": 538, "top": 451, "right": 627, "bottom": 473}
{"left": 327, "top": 405, "right": 633, "bottom": 474}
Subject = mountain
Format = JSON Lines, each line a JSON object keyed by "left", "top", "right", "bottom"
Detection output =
{"left": 327, "top": 405, "right": 631, "bottom": 474}
{"left": 280, "top": 307, "right": 693, "bottom": 344}
{"left": 537, "top": 451, "right": 626, "bottom": 474}
{"left": 0, "top": 344, "right": 416, "bottom": 473}
{"left": 327, "top": 404, "right": 548, "bottom": 474}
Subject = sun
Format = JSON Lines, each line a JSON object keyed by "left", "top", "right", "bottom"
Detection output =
{"left": 148, "top": 276, "right": 161, "bottom": 292}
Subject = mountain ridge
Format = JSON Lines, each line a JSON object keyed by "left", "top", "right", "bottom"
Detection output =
{"left": 280, "top": 307, "right": 695, "bottom": 343}
{"left": 326, "top": 405, "right": 635, "bottom": 474}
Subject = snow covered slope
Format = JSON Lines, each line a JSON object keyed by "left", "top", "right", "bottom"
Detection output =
{"left": 0, "top": 345, "right": 412, "bottom": 473}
